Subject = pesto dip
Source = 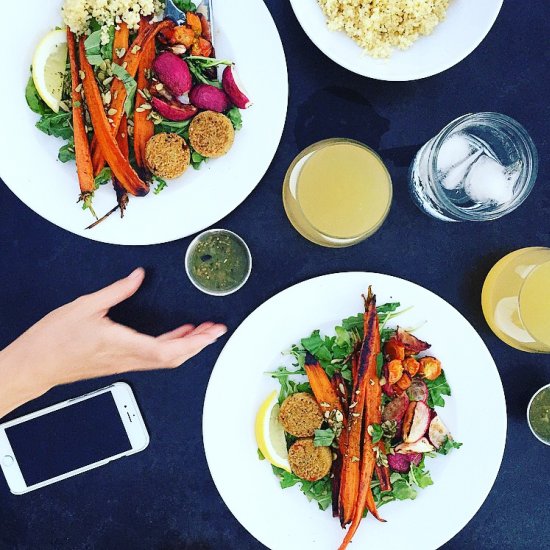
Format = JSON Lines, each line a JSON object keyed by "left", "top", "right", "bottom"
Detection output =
{"left": 187, "top": 230, "right": 251, "bottom": 294}
{"left": 528, "top": 385, "right": 550, "bottom": 444}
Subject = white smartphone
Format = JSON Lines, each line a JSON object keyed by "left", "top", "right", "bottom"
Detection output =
{"left": 0, "top": 382, "right": 149, "bottom": 495}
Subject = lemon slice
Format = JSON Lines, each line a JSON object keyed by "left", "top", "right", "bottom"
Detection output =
{"left": 32, "top": 29, "right": 68, "bottom": 113}
{"left": 255, "top": 390, "right": 290, "bottom": 472}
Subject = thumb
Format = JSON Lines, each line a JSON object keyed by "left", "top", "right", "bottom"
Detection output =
{"left": 85, "top": 267, "right": 145, "bottom": 311}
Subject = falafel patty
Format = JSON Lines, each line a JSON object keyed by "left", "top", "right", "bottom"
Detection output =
{"left": 145, "top": 133, "right": 190, "bottom": 179}
{"left": 288, "top": 438, "right": 332, "bottom": 481}
{"left": 189, "top": 111, "right": 235, "bottom": 158}
{"left": 278, "top": 392, "right": 323, "bottom": 438}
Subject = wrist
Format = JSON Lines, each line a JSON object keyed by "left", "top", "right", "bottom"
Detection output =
{"left": 0, "top": 343, "right": 50, "bottom": 419}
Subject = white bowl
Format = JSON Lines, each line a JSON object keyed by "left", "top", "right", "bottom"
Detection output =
{"left": 289, "top": 0, "right": 503, "bottom": 81}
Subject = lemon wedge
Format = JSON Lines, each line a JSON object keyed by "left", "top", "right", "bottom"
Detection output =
{"left": 32, "top": 29, "right": 68, "bottom": 113}
{"left": 255, "top": 390, "right": 290, "bottom": 472}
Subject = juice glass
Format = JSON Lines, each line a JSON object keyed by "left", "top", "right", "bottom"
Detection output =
{"left": 282, "top": 138, "right": 392, "bottom": 248}
{"left": 481, "top": 247, "right": 550, "bottom": 352}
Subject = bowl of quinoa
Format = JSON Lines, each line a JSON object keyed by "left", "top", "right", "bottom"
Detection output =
{"left": 289, "top": 0, "right": 503, "bottom": 80}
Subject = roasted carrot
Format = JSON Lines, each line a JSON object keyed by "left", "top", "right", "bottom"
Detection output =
{"left": 67, "top": 30, "right": 96, "bottom": 218}
{"left": 304, "top": 354, "right": 344, "bottom": 419}
{"left": 134, "top": 19, "right": 155, "bottom": 168}
{"left": 186, "top": 11, "right": 202, "bottom": 36}
{"left": 331, "top": 372, "right": 349, "bottom": 518}
{"left": 375, "top": 462, "right": 392, "bottom": 492}
{"left": 339, "top": 289, "right": 384, "bottom": 550}
{"left": 92, "top": 18, "right": 174, "bottom": 174}
{"left": 338, "top": 289, "right": 380, "bottom": 527}
{"left": 78, "top": 39, "right": 149, "bottom": 196}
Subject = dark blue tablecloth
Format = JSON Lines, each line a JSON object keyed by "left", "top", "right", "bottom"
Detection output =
{"left": 1, "top": 1, "right": 549, "bottom": 548}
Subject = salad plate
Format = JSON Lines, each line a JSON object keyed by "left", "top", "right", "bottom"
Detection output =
{"left": 203, "top": 272, "right": 506, "bottom": 550}
{"left": 0, "top": 0, "right": 287, "bottom": 245}
{"left": 289, "top": 0, "right": 503, "bottom": 81}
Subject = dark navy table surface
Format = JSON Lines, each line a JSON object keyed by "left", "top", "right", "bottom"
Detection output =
{"left": 0, "top": 2, "right": 549, "bottom": 549}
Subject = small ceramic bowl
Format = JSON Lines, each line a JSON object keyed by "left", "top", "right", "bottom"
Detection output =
{"left": 527, "top": 383, "right": 550, "bottom": 446}
{"left": 185, "top": 229, "right": 252, "bottom": 296}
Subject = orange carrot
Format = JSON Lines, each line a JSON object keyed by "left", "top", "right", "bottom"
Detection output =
{"left": 67, "top": 30, "right": 96, "bottom": 218}
{"left": 92, "top": 18, "right": 174, "bottom": 174}
{"left": 78, "top": 39, "right": 149, "bottom": 196}
{"left": 133, "top": 19, "right": 155, "bottom": 168}
{"left": 304, "top": 355, "right": 345, "bottom": 419}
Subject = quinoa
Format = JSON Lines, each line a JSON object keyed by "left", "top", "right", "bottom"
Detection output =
{"left": 62, "top": 0, "right": 165, "bottom": 44}
{"left": 318, "top": 0, "right": 450, "bottom": 58}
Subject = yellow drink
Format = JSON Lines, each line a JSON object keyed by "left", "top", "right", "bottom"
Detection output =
{"left": 481, "top": 247, "right": 550, "bottom": 352}
{"left": 282, "top": 139, "right": 392, "bottom": 247}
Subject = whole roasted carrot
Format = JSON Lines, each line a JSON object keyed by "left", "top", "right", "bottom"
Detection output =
{"left": 338, "top": 290, "right": 380, "bottom": 527}
{"left": 134, "top": 19, "right": 156, "bottom": 168}
{"left": 92, "top": 18, "right": 174, "bottom": 174}
{"left": 331, "top": 372, "right": 349, "bottom": 518}
{"left": 66, "top": 30, "right": 96, "bottom": 218}
{"left": 78, "top": 39, "right": 149, "bottom": 196}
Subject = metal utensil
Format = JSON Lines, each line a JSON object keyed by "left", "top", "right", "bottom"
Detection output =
{"left": 165, "top": 0, "right": 214, "bottom": 46}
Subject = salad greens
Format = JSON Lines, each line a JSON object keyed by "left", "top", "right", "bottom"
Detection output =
{"left": 263, "top": 302, "right": 460, "bottom": 513}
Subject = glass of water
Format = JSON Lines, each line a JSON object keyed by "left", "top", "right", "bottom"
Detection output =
{"left": 408, "top": 113, "right": 538, "bottom": 221}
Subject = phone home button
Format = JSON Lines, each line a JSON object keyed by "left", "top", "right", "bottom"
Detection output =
{"left": 2, "top": 455, "right": 14, "bottom": 467}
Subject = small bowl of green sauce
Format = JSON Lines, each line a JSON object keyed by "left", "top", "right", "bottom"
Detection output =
{"left": 527, "top": 383, "right": 550, "bottom": 446}
{"left": 185, "top": 229, "right": 252, "bottom": 296}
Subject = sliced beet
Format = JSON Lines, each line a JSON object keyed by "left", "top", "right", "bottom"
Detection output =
{"left": 407, "top": 378, "right": 429, "bottom": 402}
{"left": 387, "top": 453, "right": 411, "bottom": 473}
{"left": 428, "top": 415, "right": 450, "bottom": 449}
{"left": 153, "top": 52, "right": 192, "bottom": 96}
{"left": 402, "top": 401, "right": 430, "bottom": 443}
{"left": 151, "top": 96, "right": 197, "bottom": 121}
{"left": 189, "top": 84, "right": 231, "bottom": 113}
{"left": 382, "top": 392, "right": 409, "bottom": 423}
{"left": 222, "top": 65, "right": 252, "bottom": 109}
{"left": 406, "top": 452, "right": 422, "bottom": 466}
{"left": 395, "top": 437, "right": 435, "bottom": 454}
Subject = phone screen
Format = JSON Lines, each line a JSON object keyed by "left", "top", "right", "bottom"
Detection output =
{"left": 4, "top": 392, "right": 131, "bottom": 486}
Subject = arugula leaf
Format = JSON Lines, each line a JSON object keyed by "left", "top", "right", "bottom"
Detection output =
{"left": 314, "top": 428, "right": 335, "bottom": 447}
{"left": 268, "top": 366, "right": 311, "bottom": 404}
{"left": 36, "top": 111, "right": 73, "bottom": 140}
{"left": 173, "top": 0, "right": 196, "bottom": 11}
{"left": 25, "top": 76, "right": 48, "bottom": 115}
{"left": 376, "top": 352, "right": 384, "bottom": 378}
{"left": 226, "top": 107, "right": 243, "bottom": 131}
{"left": 272, "top": 466, "right": 332, "bottom": 511}
{"left": 437, "top": 436, "right": 463, "bottom": 455}
{"left": 111, "top": 63, "right": 137, "bottom": 116}
{"left": 153, "top": 175, "right": 168, "bottom": 195}
{"left": 425, "top": 371, "right": 451, "bottom": 408}
{"left": 155, "top": 118, "right": 191, "bottom": 137}
{"left": 409, "top": 464, "right": 434, "bottom": 489}
{"left": 58, "top": 140, "right": 75, "bottom": 163}
{"left": 94, "top": 167, "right": 112, "bottom": 188}
{"left": 392, "top": 478, "right": 418, "bottom": 500}
{"left": 301, "top": 330, "right": 333, "bottom": 365}
{"left": 368, "top": 423, "right": 384, "bottom": 444}
{"left": 341, "top": 314, "right": 363, "bottom": 333}
{"left": 191, "top": 150, "right": 206, "bottom": 170}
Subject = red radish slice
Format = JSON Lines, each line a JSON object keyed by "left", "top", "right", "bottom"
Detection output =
{"left": 396, "top": 437, "right": 435, "bottom": 454}
{"left": 382, "top": 392, "right": 409, "bottom": 423}
{"left": 396, "top": 327, "right": 430, "bottom": 354}
{"left": 189, "top": 84, "right": 231, "bottom": 112}
{"left": 387, "top": 453, "right": 411, "bottom": 473}
{"left": 222, "top": 65, "right": 252, "bottom": 109}
{"left": 151, "top": 96, "right": 197, "bottom": 121}
{"left": 407, "top": 378, "right": 429, "bottom": 402}
{"left": 402, "top": 401, "right": 430, "bottom": 443}
{"left": 153, "top": 52, "right": 192, "bottom": 96}
{"left": 428, "top": 415, "right": 450, "bottom": 449}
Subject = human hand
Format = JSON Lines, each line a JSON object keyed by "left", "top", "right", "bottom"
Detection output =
{"left": 0, "top": 268, "right": 227, "bottom": 417}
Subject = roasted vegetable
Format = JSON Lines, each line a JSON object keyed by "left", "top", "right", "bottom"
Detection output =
{"left": 419, "top": 356, "right": 442, "bottom": 381}
{"left": 151, "top": 96, "right": 198, "bottom": 121}
{"left": 384, "top": 338, "right": 405, "bottom": 361}
{"left": 428, "top": 415, "right": 450, "bottom": 449}
{"left": 402, "top": 401, "right": 430, "bottom": 444}
{"left": 407, "top": 377, "right": 428, "bottom": 402}
{"left": 403, "top": 356, "right": 420, "bottom": 377}
{"left": 222, "top": 65, "right": 252, "bottom": 109}
{"left": 395, "top": 371, "right": 412, "bottom": 393}
{"left": 189, "top": 83, "right": 231, "bottom": 112}
{"left": 153, "top": 52, "right": 192, "bottom": 96}
{"left": 395, "top": 327, "right": 431, "bottom": 355}
{"left": 396, "top": 437, "right": 435, "bottom": 454}
{"left": 382, "top": 392, "right": 410, "bottom": 423}
{"left": 387, "top": 359, "right": 404, "bottom": 384}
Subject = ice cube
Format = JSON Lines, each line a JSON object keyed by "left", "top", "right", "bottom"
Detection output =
{"left": 464, "top": 155, "right": 517, "bottom": 205}
{"left": 439, "top": 150, "right": 482, "bottom": 190}
{"left": 437, "top": 133, "right": 480, "bottom": 173}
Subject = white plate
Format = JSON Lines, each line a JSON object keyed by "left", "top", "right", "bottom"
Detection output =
{"left": 203, "top": 272, "right": 506, "bottom": 550}
{"left": 289, "top": 0, "right": 503, "bottom": 81}
{"left": 0, "top": 1, "right": 287, "bottom": 245}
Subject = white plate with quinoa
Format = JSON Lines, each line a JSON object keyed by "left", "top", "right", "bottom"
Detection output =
{"left": 290, "top": 0, "right": 503, "bottom": 81}
{"left": 0, "top": 0, "right": 287, "bottom": 245}
{"left": 203, "top": 272, "right": 507, "bottom": 549}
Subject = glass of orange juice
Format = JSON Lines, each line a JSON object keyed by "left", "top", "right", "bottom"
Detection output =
{"left": 482, "top": 247, "right": 550, "bottom": 352}
{"left": 282, "top": 138, "right": 392, "bottom": 247}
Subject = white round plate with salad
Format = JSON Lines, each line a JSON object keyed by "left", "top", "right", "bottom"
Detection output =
{"left": 203, "top": 272, "right": 506, "bottom": 550}
{"left": 289, "top": 0, "right": 503, "bottom": 81}
{"left": 0, "top": 0, "right": 287, "bottom": 245}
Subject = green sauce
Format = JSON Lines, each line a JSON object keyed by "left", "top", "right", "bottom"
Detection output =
{"left": 188, "top": 232, "right": 250, "bottom": 293}
{"left": 529, "top": 387, "right": 550, "bottom": 443}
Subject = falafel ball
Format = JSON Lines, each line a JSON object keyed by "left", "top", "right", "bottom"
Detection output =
{"left": 288, "top": 438, "right": 333, "bottom": 481}
{"left": 145, "top": 133, "right": 190, "bottom": 179}
{"left": 189, "top": 110, "right": 235, "bottom": 158}
{"left": 278, "top": 392, "right": 323, "bottom": 438}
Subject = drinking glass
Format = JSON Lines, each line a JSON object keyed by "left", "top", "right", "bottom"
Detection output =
{"left": 481, "top": 247, "right": 550, "bottom": 352}
{"left": 409, "top": 113, "right": 538, "bottom": 221}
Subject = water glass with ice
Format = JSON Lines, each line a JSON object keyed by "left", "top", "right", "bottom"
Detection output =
{"left": 408, "top": 113, "right": 538, "bottom": 221}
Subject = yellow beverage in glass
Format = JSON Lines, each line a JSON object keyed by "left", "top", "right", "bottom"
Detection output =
{"left": 282, "top": 138, "right": 392, "bottom": 247}
{"left": 481, "top": 247, "right": 550, "bottom": 352}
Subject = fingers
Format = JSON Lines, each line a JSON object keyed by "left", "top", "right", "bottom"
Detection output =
{"left": 84, "top": 268, "right": 145, "bottom": 311}
{"left": 156, "top": 323, "right": 196, "bottom": 341}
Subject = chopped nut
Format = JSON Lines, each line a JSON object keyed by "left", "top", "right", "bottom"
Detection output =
{"left": 116, "top": 47, "right": 126, "bottom": 59}
{"left": 338, "top": 383, "right": 345, "bottom": 395}
{"left": 107, "top": 108, "right": 118, "bottom": 116}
